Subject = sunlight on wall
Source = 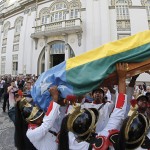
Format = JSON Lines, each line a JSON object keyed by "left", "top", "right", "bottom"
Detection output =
{"left": 9, "top": 0, "right": 17, "bottom": 4}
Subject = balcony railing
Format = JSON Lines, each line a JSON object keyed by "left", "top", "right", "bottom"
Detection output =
{"left": 31, "top": 18, "right": 82, "bottom": 38}
{"left": 116, "top": 15, "right": 130, "bottom": 20}
{"left": 117, "top": 20, "right": 131, "bottom": 31}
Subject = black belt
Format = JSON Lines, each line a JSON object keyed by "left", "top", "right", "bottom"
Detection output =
{"left": 49, "top": 130, "right": 57, "bottom": 136}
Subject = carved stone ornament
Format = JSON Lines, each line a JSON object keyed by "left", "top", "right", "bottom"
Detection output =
{"left": 40, "top": 42, "right": 44, "bottom": 47}
{"left": 112, "top": 0, "right": 132, "bottom": 6}
{"left": 34, "top": 38, "right": 38, "bottom": 50}
{"left": 141, "top": 0, "right": 147, "bottom": 6}
{"left": 70, "top": 38, "right": 75, "bottom": 43}
{"left": 111, "top": 0, "right": 116, "bottom": 6}
{"left": 77, "top": 32, "right": 82, "bottom": 46}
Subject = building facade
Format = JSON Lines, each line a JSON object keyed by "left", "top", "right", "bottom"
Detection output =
{"left": 0, "top": 0, "right": 149, "bottom": 76}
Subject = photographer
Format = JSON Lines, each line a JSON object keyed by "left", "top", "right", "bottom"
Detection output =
{"left": 7, "top": 80, "right": 18, "bottom": 110}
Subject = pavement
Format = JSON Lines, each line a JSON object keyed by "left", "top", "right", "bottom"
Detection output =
{"left": 0, "top": 101, "right": 16, "bottom": 150}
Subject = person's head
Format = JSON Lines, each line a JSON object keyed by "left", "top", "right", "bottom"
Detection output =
{"left": 19, "top": 98, "right": 44, "bottom": 126}
{"left": 145, "top": 92, "right": 150, "bottom": 101}
{"left": 146, "top": 86, "right": 150, "bottom": 93}
{"left": 116, "top": 111, "right": 149, "bottom": 150}
{"left": 15, "top": 76, "right": 19, "bottom": 81}
{"left": 92, "top": 88, "right": 105, "bottom": 104}
{"left": 103, "top": 87, "right": 109, "bottom": 94}
{"left": 29, "top": 113, "right": 44, "bottom": 126}
{"left": 11, "top": 81, "right": 15, "bottom": 87}
{"left": 67, "top": 105, "right": 99, "bottom": 142}
{"left": 30, "top": 79, "right": 34, "bottom": 86}
{"left": 26, "top": 81, "right": 32, "bottom": 90}
{"left": 137, "top": 95, "right": 148, "bottom": 113}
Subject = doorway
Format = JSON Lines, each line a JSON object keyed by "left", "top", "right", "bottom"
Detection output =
{"left": 50, "top": 54, "right": 65, "bottom": 67}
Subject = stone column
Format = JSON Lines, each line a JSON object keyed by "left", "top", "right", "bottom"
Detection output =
{"left": 63, "top": 34, "right": 69, "bottom": 60}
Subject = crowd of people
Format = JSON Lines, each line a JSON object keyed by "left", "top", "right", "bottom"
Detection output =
{"left": 0, "top": 74, "right": 38, "bottom": 112}
{"left": 0, "top": 64, "right": 150, "bottom": 150}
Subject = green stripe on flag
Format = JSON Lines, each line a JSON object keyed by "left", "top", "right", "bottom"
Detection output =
{"left": 66, "top": 30, "right": 150, "bottom": 71}
{"left": 66, "top": 43, "right": 150, "bottom": 95}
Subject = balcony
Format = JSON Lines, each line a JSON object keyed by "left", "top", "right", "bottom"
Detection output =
{"left": 117, "top": 20, "right": 131, "bottom": 31}
{"left": 31, "top": 18, "right": 82, "bottom": 39}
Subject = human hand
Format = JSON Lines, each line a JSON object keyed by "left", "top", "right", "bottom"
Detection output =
{"left": 49, "top": 86, "right": 59, "bottom": 103}
{"left": 116, "top": 63, "right": 128, "bottom": 79}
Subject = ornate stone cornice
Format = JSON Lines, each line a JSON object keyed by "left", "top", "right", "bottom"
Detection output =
{"left": 0, "top": 0, "right": 44, "bottom": 19}
{"left": 111, "top": 0, "right": 132, "bottom": 6}
{"left": 141, "top": 0, "right": 147, "bottom": 6}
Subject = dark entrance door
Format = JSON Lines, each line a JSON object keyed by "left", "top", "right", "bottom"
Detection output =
{"left": 51, "top": 54, "right": 65, "bottom": 67}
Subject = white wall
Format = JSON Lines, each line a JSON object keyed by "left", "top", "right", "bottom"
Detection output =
{"left": 5, "top": 28, "right": 14, "bottom": 74}
{"left": 109, "top": 9, "right": 117, "bottom": 41}
{"left": 22, "top": 11, "right": 36, "bottom": 75}
{"left": 130, "top": 8, "right": 149, "bottom": 34}
{"left": 100, "top": 0, "right": 111, "bottom": 45}
{"left": 85, "top": 0, "right": 95, "bottom": 50}
{"left": 131, "top": 0, "right": 142, "bottom": 6}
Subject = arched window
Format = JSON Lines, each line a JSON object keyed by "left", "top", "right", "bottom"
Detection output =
{"left": 145, "top": 0, "right": 150, "bottom": 18}
{"left": 50, "top": 2, "right": 68, "bottom": 22}
{"left": 39, "top": 8, "right": 50, "bottom": 24}
{"left": 141, "top": 0, "right": 150, "bottom": 28}
{"left": 14, "top": 16, "right": 23, "bottom": 34}
{"left": 143, "top": 0, "right": 150, "bottom": 28}
{"left": 13, "top": 16, "right": 23, "bottom": 45}
{"left": 3, "top": 21, "right": 10, "bottom": 38}
{"left": 69, "top": 1, "right": 80, "bottom": 19}
{"left": 115, "top": 0, "right": 131, "bottom": 32}
{"left": 1, "top": 56, "right": 6, "bottom": 75}
{"left": 116, "top": 0, "right": 130, "bottom": 20}
{"left": 2, "top": 21, "right": 10, "bottom": 47}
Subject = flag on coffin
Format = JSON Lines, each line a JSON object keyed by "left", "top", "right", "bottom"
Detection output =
{"left": 31, "top": 30, "right": 150, "bottom": 111}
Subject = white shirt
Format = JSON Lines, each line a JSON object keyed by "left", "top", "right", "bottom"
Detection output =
{"left": 68, "top": 93, "right": 127, "bottom": 150}
{"left": 82, "top": 101, "right": 114, "bottom": 132}
{"left": 26, "top": 102, "right": 60, "bottom": 150}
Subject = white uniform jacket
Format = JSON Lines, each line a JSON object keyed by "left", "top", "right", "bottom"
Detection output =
{"left": 68, "top": 93, "right": 127, "bottom": 150}
{"left": 26, "top": 101, "right": 60, "bottom": 150}
{"left": 82, "top": 101, "right": 114, "bottom": 133}
{"left": 67, "top": 94, "right": 115, "bottom": 133}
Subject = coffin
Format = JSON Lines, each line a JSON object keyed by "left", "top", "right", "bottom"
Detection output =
{"left": 102, "top": 59, "right": 150, "bottom": 85}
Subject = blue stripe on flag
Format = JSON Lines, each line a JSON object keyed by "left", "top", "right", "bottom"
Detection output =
{"left": 31, "top": 61, "right": 73, "bottom": 111}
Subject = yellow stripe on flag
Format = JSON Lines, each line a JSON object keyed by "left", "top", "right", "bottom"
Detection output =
{"left": 66, "top": 30, "right": 150, "bottom": 70}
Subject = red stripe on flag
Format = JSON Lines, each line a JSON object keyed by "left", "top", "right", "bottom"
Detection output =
{"left": 46, "top": 101, "right": 54, "bottom": 116}
{"left": 116, "top": 93, "right": 125, "bottom": 109}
